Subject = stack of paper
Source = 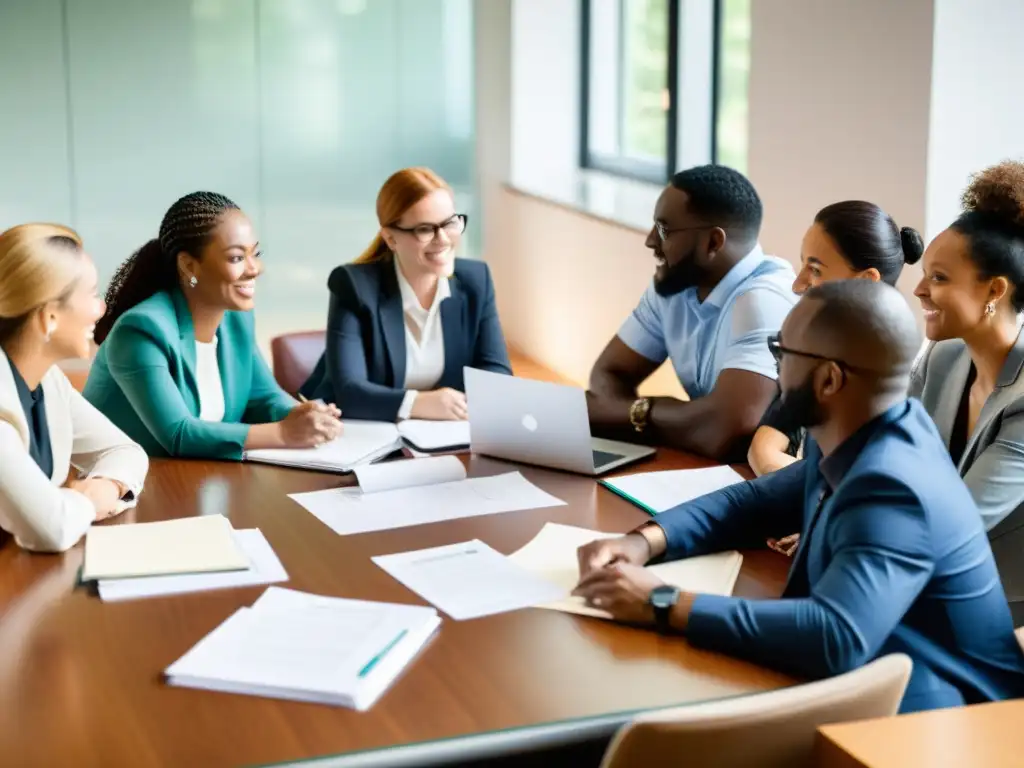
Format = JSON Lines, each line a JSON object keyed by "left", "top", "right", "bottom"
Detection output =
{"left": 165, "top": 587, "right": 440, "bottom": 710}
{"left": 83, "top": 515, "right": 249, "bottom": 581}
{"left": 508, "top": 523, "right": 743, "bottom": 620}
{"left": 601, "top": 465, "right": 746, "bottom": 514}
{"left": 290, "top": 470, "right": 565, "bottom": 536}
{"left": 373, "top": 540, "right": 567, "bottom": 620}
{"left": 97, "top": 529, "right": 288, "bottom": 602}
{"left": 243, "top": 420, "right": 402, "bottom": 473}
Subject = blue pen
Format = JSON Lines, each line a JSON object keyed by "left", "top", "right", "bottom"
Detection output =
{"left": 358, "top": 630, "right": 408, "bottom": 678}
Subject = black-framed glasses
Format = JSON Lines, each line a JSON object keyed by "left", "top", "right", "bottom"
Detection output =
{"left": 767, "top": 333, "right": 874, "bottom": 376}
{"left": 654, "top": 222, "right": 714, "bottom": 241}
{"left": 389, "top": 214, "right": 467, "bottom": 243}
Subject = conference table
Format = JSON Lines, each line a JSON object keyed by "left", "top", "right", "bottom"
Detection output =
{"left": 0, "top": 448, "right": 793, "bottom": 767}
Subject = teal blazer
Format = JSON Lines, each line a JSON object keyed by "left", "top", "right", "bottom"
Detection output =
{"left": 84, "top": 289, "right": 295, "bottom": 460}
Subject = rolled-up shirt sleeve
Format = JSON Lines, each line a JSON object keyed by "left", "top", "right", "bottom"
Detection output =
{"left": 719, "top": 288, "right": 794, "bottom": 381}
{"left": 617, "top": 283, "right": 669, "bottom": 364}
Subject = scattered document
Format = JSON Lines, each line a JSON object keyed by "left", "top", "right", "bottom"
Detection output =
{"left": 354, "top": 455, "right": 466, "bottom": 494}
{"left": 243, "top": 420, "right": 401, "bottom": 473}
{"left": 373, "top": 540, "right": 566, "bottom": 620}
{"left": 509, "top": 523, "right": 743, "bottom": 620}
{"left": 397, "top": 420, "right": 470, "bottom": 454}
{"left": 97, "top": 529, "right": 287, "bottom": 602}
{"left": 601, "top": 465, "right": 746, "bottom": 514}
{"left": 83, "top": 515, "right": 248, "bottom": 581}
{"left": 290, "top": 471, "right": 565, "bottom": 536}
{"left": 165, "top": 587, "right": 440, "bottom": 710}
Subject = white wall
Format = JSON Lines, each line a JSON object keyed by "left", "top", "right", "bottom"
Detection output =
{"left": 746, "top": 0, "right": 934, "bottom": 302}
{"left": 925, "top": 0, "right": 1024, "bottom": 237}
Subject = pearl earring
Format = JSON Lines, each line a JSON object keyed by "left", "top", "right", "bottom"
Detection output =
{"left": 189, "top": 275, "right": 198, "bottom": 288}
{"left": 985, "top": 302, "right": 996, "bottom": 316}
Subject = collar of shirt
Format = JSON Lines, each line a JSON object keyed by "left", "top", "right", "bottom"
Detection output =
{"left": 702, "top": 243, "right": 767, "bottom": 309}
{"left": 394, "top": 258, "right": 450, "bottom": 327}
{"left": 7, "top": 355, "right": 43, "bottom": 409}
{"left": 818, "top": 400, "right": 912, "bottom": 490}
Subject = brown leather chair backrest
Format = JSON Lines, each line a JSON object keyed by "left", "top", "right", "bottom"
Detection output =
{"left": 270, "top": 331, "right": 326, "bottom": 397}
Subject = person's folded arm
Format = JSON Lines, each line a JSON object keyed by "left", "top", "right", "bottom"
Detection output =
{"left": 683, "top": 474, "right": 934, "bottom": 679}
{"left": 0, "top": 421, "right": 96, "bottom": 552}
{"left": 748, "top": 425, "right": 799, "bottom": 477}
{"left": 105, "top": 319, "right": 252, "bottom": 460}
{"left": 62, "top": 375, "right": 148, "bottom": 503}
{"left": 324, "top": 269, "right": 406, "bottom": 421}
{"left": 960, "top": 413, "right": 1024, "bottom": 533}
{"left": 469, "top": 263, "right": 513, "bottom": 375}
{"left": 242, "top": 316, "right": 297, "bottom": 424}
{"left": 653, "top": 459, "right": 807, "bottom": 560}
{"left": 589, "top": 284, "right": 665, "bottom": 399}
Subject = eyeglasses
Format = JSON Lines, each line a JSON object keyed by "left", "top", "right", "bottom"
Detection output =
{"left": 389, "top": 214, "right": 468, "bottom": 244}
{"left": 654, "top": 222, "right": 713, "bottom": 241}
{"left": 767, "top": 333, "right": 874, "bottom": 376}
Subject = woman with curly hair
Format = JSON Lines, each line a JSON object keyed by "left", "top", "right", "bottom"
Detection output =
{"left": 911, "top": 160, "right": 1024, "bottom": 626}
{"left": 84, "top": 192, "right": 342, "bottom": 460}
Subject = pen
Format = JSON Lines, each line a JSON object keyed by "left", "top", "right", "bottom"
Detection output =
{"left": 358, "top": 629, "right": 408, "bottom": 678}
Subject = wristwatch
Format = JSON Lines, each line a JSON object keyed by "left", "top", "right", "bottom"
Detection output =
{"left": 629, "top": 397, "right": 652, "bottom": 433}
{"left": 648, "top": 584, "right": 681, "bottom": 634}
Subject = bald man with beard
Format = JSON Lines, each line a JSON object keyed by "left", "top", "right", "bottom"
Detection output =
{"left": 574, "top": 279, "right": 1024, "bottom": 713}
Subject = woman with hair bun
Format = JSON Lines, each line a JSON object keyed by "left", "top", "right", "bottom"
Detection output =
{"left": 748, "top": 200, "right": 924, "bottom": 481}
{"left": 0, "top": 224, "right": 148, "bottom": 552}
{"left": 911, "top": 160, "right": 1024, "bottom": 626}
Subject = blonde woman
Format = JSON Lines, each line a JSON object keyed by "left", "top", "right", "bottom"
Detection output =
{"left": 0, "top": 224, "right": 148, "bottom": 552}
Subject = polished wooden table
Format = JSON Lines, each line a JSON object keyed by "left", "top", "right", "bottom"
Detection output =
{"left": 815, "top": 699, "right": 1024, "bottom": 768}
{"left": 0, "top": 450, "right": 792, "bottom": 767}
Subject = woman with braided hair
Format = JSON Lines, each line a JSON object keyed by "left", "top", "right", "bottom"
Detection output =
{"left": 84, "top": 191, "right": 342, "bottom": 460}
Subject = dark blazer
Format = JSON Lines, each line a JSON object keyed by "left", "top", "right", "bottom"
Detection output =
{"left": 301, "top": 257, "right": 512, "bottom": 421}
{"left": 910, "top": 329, "right": 1024, "bottom": 627}
{"left": 654, "top": 400, "right": 1024, "bottom": 714}
{"left": 84, "top": 289, "right": 295, "bottom": 460}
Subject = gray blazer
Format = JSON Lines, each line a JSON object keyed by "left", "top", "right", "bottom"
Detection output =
{"left": 910, "top": 330, "right": 1024, "bottom": 626}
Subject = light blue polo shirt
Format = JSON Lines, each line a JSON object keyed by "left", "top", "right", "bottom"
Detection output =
{"left": 618, "top": 245, "right": 797, "bottom": 399}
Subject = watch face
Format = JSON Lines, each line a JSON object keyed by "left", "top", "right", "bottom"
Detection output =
{"left": 649, "top": 585, "right": 680, "bottom": 610}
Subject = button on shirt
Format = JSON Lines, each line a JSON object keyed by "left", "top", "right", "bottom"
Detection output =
{"left": 617, "top": 245, "right": 797, "bottom": 398}
{"left": 7, "top": 356, "right": 54, "bottom": 479}
{"left": 395, "top": 259, "right": 450, "bottom": 419}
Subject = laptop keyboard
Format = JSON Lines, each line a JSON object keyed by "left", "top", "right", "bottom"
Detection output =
{"left": 592, "top": 449, "right": 625, "bottom": 469}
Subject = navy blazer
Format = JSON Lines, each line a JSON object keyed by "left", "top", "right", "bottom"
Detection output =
{"left": 301, "top": 257, "right": 512, "bottom": 421}
{"left": 654, "top": 400, "right": 1024, "bottom": 713}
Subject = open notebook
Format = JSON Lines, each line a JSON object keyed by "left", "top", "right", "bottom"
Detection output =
{"left": 509, "top": 523, "right": 743, "bottom": 620}
{"left": 165, "top": 587, "right": 440, "bottom": 710}
{"left": 243, "top": 420, "right": 470, "bottom": 473}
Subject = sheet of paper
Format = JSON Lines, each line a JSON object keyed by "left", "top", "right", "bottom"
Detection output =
{"left": 290, "top": 472, "right": 565, "bottom": 536}
{"left": 83, "top": 515, "right": 248, "bottom": 581}
{"left": 397, "top": 420, "right": 470, "bottom": 452}
{"left": 602, "top": 465, "right": 746, "bottom": 514}
{"left": 244, "top": 420, "right": 400, "bottom": 472}
{"left": 508, "top": 523, "right": 743, "bottom": 619}
{"left": 97, "top": 529, "right": 287, "bottom": 602}
{"left": 354, "top": 455, "right": 466, "bottom": 494}
{"left": 372, "top": 540, "right": 566, "bottom": 620}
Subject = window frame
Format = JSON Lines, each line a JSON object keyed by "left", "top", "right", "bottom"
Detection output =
{"left": 579, "top": 0, "right": 736, "bottom": 184}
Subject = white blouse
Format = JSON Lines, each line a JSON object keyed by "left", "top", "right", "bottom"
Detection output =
{"left": 395, "top": 260, "right": 450, "bottom": 420}
{"left": 0, "top": 349, "right": 149, "bottom": 552}
{"left": 195, "top": 337, "right": 226, "bottom": 422}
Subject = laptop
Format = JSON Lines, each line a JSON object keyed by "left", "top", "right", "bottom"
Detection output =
{"left": 464, "top": 368, "right": 656, "bottom": 476}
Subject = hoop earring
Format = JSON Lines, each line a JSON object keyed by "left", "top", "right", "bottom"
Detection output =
{"left": 985, "top": 302, "right": 996, "bottom": 317}
{"left": 189, "top": 275, "right": 198, "bottom": 288}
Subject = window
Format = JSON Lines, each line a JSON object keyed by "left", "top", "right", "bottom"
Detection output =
{"left": 580, "top": 0, "right": 751, "bottom": 182}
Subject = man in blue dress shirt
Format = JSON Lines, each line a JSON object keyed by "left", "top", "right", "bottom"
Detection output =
{"left": 588, "top": 165, "right": 796, "bottom": 461}
{"left": 576, "top": 279, "right": 1024, "bottom": 713}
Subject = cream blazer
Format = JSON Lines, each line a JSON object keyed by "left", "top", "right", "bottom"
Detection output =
{"left": 0, "top": 348, "right": 148, "bottom": 552}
